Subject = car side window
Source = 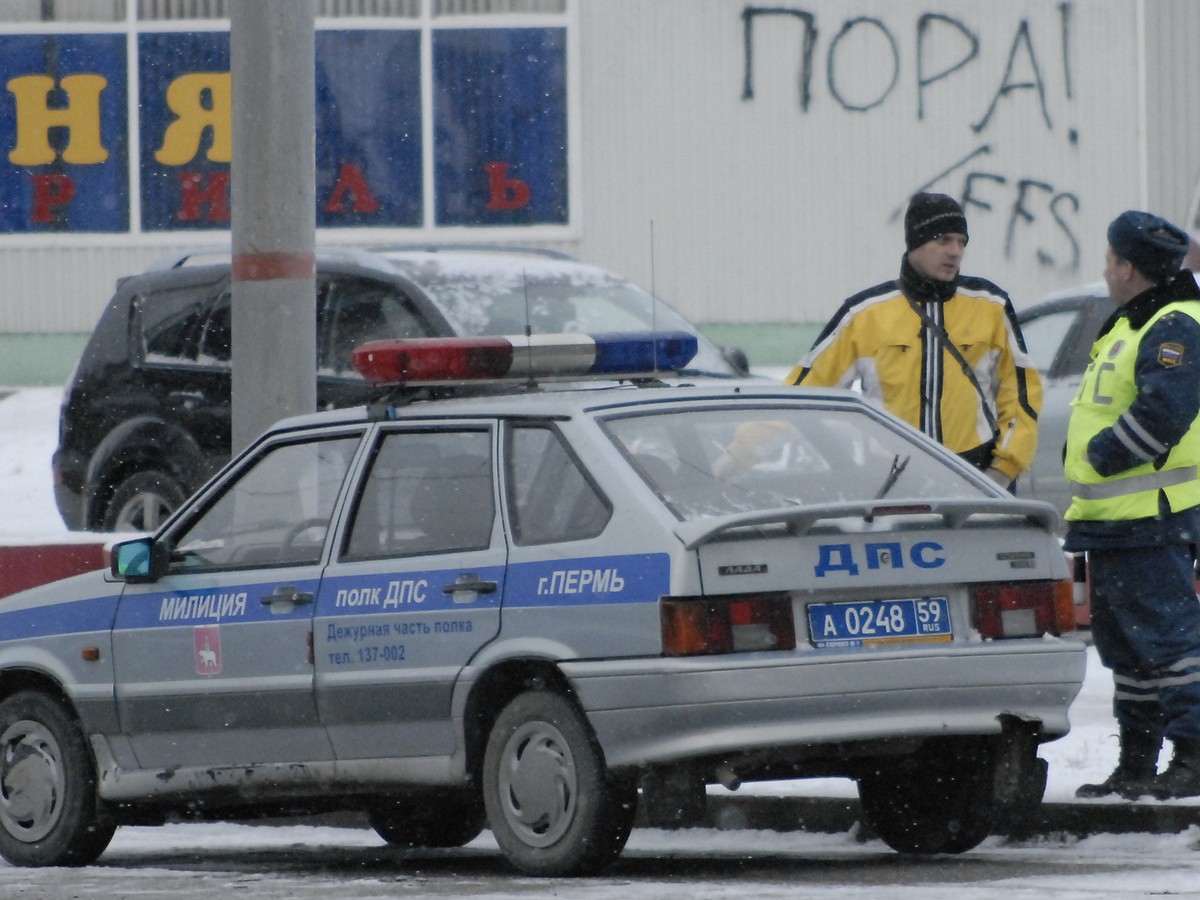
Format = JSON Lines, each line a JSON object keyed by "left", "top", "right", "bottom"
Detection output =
{"left": 343, "top": 430, "right": 494, "bottom": 560}
{"left": 198, "top": 292, "right": 232, "bottom": 363}
{"left": 136, "top": 283, "right": 221, "bottom": 365}
{"left": 167, "top": 434, "right": 362, "bottom": 572}
{"left": 1019, "top": 307, "right": 1082, "bottom": 377}
{"left": 507, "top": 425, "right": 611, "bottom": 545}
{"left": 320, "top": 277, "right": 435, "bottom": 375}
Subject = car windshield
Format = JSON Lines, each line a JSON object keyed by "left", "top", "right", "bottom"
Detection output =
{"left": 601, "top": 404, "right": 988, "bottom": 520}
{"left": 383, "top": 252, "right": 738, "bottom": 377}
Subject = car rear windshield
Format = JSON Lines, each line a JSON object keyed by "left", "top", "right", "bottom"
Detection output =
{"left": 601, "top": 404, "right": 988, "bottom": 520}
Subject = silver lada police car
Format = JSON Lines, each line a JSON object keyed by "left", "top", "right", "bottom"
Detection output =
{"left": 0, "top": 332, "right": 1085, "bottom": 876}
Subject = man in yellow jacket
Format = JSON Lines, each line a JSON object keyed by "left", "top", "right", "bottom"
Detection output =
{"left": 787, "top": 192, "right": 1042, "bottom": 488}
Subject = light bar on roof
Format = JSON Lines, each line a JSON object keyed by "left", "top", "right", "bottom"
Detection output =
{"left": 351, "top": 331, "right": 699, "bottom": 385}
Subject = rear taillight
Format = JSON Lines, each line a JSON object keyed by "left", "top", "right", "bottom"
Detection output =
{"left": 971, "top": 579, "right": 1075, "bottom": 639}
{"left": 661, "top": 593, "right": 796, "bottom": 656}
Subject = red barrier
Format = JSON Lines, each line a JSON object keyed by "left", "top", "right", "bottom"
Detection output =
{"left": 0, "top": 542, "right": 109, "bottom": 598}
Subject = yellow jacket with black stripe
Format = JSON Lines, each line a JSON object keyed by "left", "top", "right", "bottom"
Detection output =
{"left": 786, "top": 275, "right": 1043, "bottom": 480}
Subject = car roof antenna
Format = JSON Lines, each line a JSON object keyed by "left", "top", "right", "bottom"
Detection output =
{"left": 650, "top": 220, "right": 660, "bottom": 374}
{"left": 522, "top": 269, "right": 535, "bottom": 390}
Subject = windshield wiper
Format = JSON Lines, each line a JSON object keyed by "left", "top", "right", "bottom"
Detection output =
{"left": 874, "top": 454, "right": 910, "bottom": 500}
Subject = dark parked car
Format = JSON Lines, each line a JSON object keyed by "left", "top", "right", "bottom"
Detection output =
{"left": 54, "top": 246, "right": 749, "bottom": 532}
{"left": 1014, "top": 282, "right": 1114, "bottom": 520}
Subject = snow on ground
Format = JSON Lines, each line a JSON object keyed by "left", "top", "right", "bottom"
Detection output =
{"left": 0, "top": 386, "right": 1145, "bottom": 802}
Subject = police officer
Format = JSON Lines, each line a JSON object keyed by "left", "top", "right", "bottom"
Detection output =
{"left": 1067, "top": 210, "right": 1200, "bottom": 800}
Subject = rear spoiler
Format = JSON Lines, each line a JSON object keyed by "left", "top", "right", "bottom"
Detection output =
{"left": 672, "top": 498, "right": 1060, "bottom": 551}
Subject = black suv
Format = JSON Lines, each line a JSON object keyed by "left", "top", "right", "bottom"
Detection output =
{"left": 54, "top": 246, "right": 748, "bottom": 532}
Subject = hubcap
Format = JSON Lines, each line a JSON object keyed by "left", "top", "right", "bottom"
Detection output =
{"left": 115, "top": 491, "right": 174, "bottom": 532}
{"left": 497, "top": 721, "right": 578, "bottom": 848}
{"left": 0, "top": 720, "right": 65, "bottom": 842}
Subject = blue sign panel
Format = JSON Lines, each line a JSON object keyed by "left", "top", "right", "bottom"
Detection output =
{"left": 0, "top": 25, "right": 570, "bottom": 235}
{"left": 316, "top": 30, "right": 423, "bottom": 228}
{"left": 0, "top": 33, "right": 128, "bottom": 233}
{"left": 138, "top": 31, "right": 231, "bottom": 232}
{"left": 433, "top": 28, "right": 568, "bottom": 227}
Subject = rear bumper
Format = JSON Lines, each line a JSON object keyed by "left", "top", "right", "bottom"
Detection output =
{"left": 51, "top": 447, "right": 86, "bottom": 530}
{"left": 53, "top": 481, "right": 85, "bottom": 531}
{"left": 561, "top": 638, "right": 1087, "bottom": 771}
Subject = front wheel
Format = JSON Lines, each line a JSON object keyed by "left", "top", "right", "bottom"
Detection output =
{"left": 0, "top": 691, "right": 115, "bottom": 867}
{"left": 857, "top": 737, "right": 997, "bottom": 855}
{"left": 370, "top": 789, "right": 486, "bottom": 848}
{"left": 483, "top": 690, "right": 636, "bottom": 876}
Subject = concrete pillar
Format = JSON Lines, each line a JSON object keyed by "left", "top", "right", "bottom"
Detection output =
{"left": 229, "top": 0, "right": 317, "bottom": 454}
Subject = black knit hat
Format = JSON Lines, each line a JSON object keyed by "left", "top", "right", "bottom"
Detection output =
{"left": 1107, "top": 210, "right": 1189, "bottom": 281}
{"left": 905, "top": 192, "right": 968, "bottom": 251}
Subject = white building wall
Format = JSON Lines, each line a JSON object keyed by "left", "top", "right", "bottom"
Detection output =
{"left": 1143, "top": 0, "right": 1200, "bottom": 231}
{"left": 0, "top": 0, "right": 1189, "bottom": 335}
{"left": 575, "top": 0, "right": 1145, "bottom": 324}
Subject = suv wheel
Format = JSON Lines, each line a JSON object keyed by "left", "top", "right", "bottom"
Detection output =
{"left": 102, "top": 470, "right": 188, "bottom": 532}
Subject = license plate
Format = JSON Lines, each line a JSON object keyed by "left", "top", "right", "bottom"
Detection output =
{"left": 807, "top": 596, "right": 952, "bottom": 648}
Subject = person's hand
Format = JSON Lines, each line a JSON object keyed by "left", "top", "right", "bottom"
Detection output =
{"left": 984, "top": 467, "right": 1012, "bottom": 489}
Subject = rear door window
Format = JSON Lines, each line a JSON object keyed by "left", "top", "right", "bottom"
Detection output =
{"left": 505, "top": 424, "right": 610, "bottom": 545}
{"left": 136, "top": 279, "right": 226, "bottom": 366}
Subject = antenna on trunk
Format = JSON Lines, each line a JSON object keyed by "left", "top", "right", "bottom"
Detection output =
{"left": 650, "top": 221, "right": 660, "bottom": 372}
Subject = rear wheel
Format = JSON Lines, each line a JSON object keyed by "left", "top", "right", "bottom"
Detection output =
{"left": 102, "top": 470, "right": 188, "bottom": 532}
{"left": 857, "top": 737, "right": 997, "bottom": 855}
{"left": 0, "top": 691, "right": 115, "bottom": 867}
{"left": 370, "top": 789, "right": 486, "bottom": 848}
{"left": 483, "top": 690, "right": 636, "bottom": 876}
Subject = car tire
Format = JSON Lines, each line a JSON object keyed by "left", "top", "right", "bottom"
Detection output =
{"left": 0, "top": 691, "right": 116, "bottom": 867}
{"left": 857, "top": 736, "right": 996, "bottom": 855}
{"left": 369, "top": 789, "right": 486, "bottom": 848}
{"left": 102, "top": 469, "right": 188, "bottom": 532}
{"left": 483, "top": 690, "right": 637, "bottom": 876}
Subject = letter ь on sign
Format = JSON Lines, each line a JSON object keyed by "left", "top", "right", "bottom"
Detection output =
{"left": 432, "top": 27, "right": 569, "bottom": 226}
{"left": 0, "top": 34, "right": 128, "bottom": 232}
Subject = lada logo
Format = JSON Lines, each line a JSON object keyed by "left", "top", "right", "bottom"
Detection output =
{"left": 718, "top": 564, "right": 768, "bottom": 575}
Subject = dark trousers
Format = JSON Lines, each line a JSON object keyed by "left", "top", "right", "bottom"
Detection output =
{"left": 1089, "top": 543, "right": 1200, "bottom": 743}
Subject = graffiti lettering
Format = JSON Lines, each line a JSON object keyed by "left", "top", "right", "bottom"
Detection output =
{"left": 916, "top": 14, "right": 977, "bottom": 119}
{"left": 827, "top": 18, "right": 897, "bottom": 113}
{"left": 741, "top": 7, "right": 816, "bottom": 109}
{"left": 741, "top": 4, "right": 1082, "bottom": 271}
{"left": 971, "top": 19, "right": 1052, "bottom": 132}
{"left": 742, "top": 5, "right": 1070, "bottom": 130}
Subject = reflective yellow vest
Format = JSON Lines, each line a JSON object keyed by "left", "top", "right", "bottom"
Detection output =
{"left": 1065, "top": 302, "right": 1200, "bottom": 521}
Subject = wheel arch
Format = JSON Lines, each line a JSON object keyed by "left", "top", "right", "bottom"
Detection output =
{"left": 0, "top": 668, "right": 79, "bottom": 720}
{"left": 83, "top": 416, "right": 209, "bottom": 528}
{"left": 459, "top": 658, "right": 578, "bottom": 785}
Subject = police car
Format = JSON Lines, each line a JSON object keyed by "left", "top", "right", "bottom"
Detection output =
{"left": 0, "top": 332, "right": 1085, "bottom": 876}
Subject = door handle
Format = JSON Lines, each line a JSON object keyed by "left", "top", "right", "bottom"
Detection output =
{"left": 442, "top": 574, "right": 498, "bottom": 602}
{"left": 261, "top": 585, "right": 315, "bottom": 611}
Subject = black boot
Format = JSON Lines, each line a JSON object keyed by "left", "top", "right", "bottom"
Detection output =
{"left": 1149, "top": 739, "right": 1200, "bottom": 800}
{"left": 1075, "top": 727, "right": 1161, "bottom": 799}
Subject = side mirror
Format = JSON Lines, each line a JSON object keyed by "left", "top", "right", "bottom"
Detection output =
{"left": 111, "top": 537, "right": 159, "bottom": 582}
{"left": 721, "top": 345, "right": 751, "bottom": 377}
